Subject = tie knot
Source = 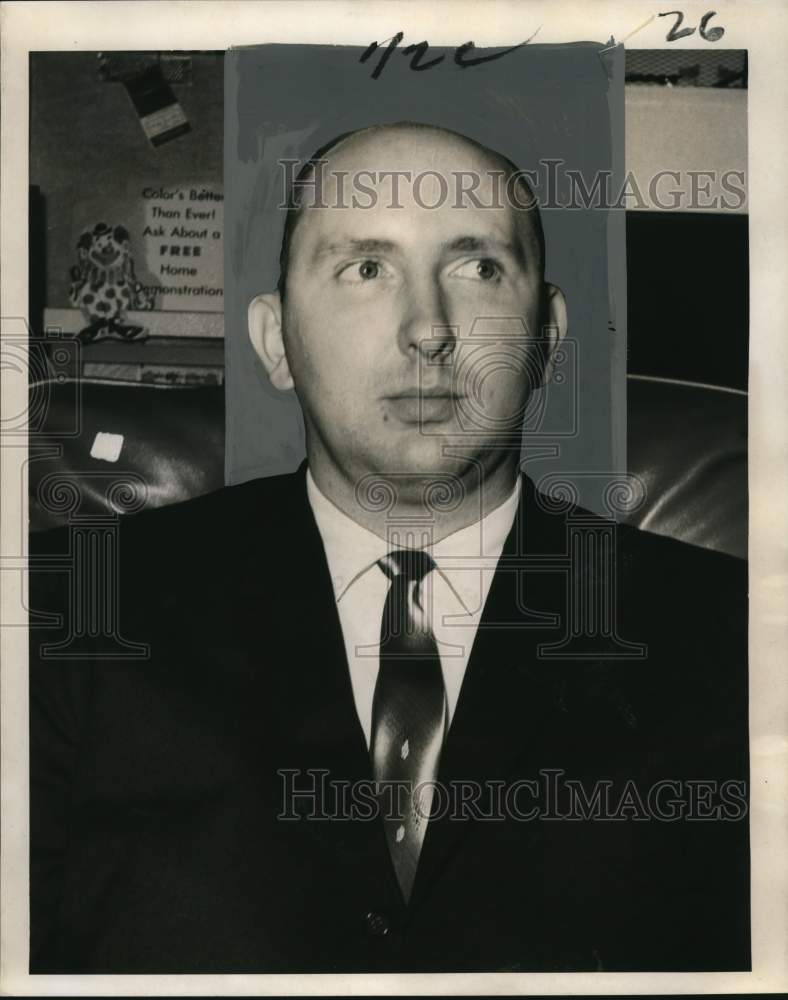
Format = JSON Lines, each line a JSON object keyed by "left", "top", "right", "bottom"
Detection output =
{"left": 378, "top": 548, "right": 435, "bottom": 583}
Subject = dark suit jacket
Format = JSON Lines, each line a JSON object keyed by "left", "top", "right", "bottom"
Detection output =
{"left": 29, "top": 468, "right": 749, "bottom": 974}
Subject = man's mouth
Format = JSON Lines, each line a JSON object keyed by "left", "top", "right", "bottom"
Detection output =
{"left": 383, "top": 388, "right": 463, "bottom": 423}
{"left": 386, "top": 387, "right": 463, "bottom": 400}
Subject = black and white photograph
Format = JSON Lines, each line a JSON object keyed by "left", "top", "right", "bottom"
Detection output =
{"left": 1, "top": 1, "right": 787, "bottom": 994}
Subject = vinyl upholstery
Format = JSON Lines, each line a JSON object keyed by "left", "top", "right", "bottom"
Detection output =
{"left": 28, "top": 376, "right": 747, "bottom": 559}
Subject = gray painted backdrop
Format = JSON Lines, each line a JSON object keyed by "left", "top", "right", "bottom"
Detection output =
{"left": 224, "top": 42, "right": 625, "bottom": 515}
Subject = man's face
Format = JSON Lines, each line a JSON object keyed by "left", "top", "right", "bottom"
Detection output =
{"left": 276, "top": 128, "right": 560, "bottom": 491}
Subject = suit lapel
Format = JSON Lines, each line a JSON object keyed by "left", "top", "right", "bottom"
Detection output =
{"left": 409, "top": 475, "right": 569, "bottom": 906}
{"left": 222, "top": 467, "right": 643, "bottom": 961}
{"left": 245, "top": 467, "right": 401, "bottom": 895}
{"left": 230, "top": 469, "right": 584, "bottom": 912}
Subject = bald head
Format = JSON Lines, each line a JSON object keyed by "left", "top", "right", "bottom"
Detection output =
{"left": 277, "top": 122, "right": 546, "bottom": 303}
{"left": 249, "top": 119, "right": 568, "bottom": 509}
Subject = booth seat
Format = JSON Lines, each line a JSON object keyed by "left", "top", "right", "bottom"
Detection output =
{"left": 28, "top": 374, "right": 747, "bottom": 560}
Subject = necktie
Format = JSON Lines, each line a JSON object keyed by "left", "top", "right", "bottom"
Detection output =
{"left": 370, "top": 548, "right": 448, "bottom": 902}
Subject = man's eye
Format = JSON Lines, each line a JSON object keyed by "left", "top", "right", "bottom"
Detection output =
{"left": 450, "top": 258, "right": 502, "bottom": 282}
{"left": 338, "top": 260, "right": 383, "bottom": 283}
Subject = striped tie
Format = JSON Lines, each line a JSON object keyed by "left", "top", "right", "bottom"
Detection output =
{"left": 370, "top": 548, "right": 448, "bottom": 902}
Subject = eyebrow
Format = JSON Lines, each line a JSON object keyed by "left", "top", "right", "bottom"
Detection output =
{"left": 311, "top": 238, "right": 398, "bottom": 264}
{"left": 443, "top": 235, "right": 522, "bottom": 259}
{"left": 311, "top": 234, "right": 524, "bottom": 264}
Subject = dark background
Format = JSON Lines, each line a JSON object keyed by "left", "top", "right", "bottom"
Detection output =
{"left": 627, "top": 210, "right": 748, "bottom": 391}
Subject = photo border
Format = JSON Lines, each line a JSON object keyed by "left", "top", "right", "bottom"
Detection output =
{"left": 3, "top": 1, "right": 786, "bottom": 994}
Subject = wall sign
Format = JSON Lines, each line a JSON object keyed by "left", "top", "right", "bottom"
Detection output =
{"left": 140, "top": 182, "right": 224, "bottom": 311}
{"left": 68, "top": 180, "right": 224, "bottom": 316}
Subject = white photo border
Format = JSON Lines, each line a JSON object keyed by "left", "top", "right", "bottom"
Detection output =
{"left": 2, "top": 1, "right": 786, "bottom": 994}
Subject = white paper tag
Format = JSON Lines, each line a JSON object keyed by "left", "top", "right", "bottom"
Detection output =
{"left": 90, "top": 432, "right": 124, "bottom": 463}
{"left": 139, "top": 102, "right": 188, "bottom": 142}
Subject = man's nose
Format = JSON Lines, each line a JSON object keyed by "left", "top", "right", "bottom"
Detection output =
{"left": 397, "top": 276, "right": 456, "bottom": 361}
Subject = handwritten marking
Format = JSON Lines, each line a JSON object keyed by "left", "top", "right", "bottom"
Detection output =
{"left": 360, "top": 30, "right": 540, "bottom": 80}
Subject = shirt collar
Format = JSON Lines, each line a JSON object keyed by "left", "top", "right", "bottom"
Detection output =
{"left": 306, "top": 468, "right": 521, "bottom": 606}
{"left": 429, "top": 478, "right": 521, "bottom": 615}
{"left": 306, "top": 469, "right": 389, "bottom": 601}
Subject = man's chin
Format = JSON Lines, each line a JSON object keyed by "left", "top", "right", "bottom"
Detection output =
{"left": 356, "top": 437, "right": 481, "bottom": 489}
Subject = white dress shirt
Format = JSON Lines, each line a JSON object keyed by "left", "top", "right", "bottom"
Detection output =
{"left": 306, "top": 469, "right": 521, "bottom": 747}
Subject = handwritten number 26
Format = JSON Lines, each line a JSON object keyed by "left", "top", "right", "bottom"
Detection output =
{"left": 659, "top": 10, "right": 725, "bottom": 42}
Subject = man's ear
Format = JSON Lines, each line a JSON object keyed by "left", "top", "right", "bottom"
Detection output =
{"left": 536, "top": 282, "right": 568, "bottom": 386}
{"left": 248, "top": 292, "right": 294, "bottom": 391}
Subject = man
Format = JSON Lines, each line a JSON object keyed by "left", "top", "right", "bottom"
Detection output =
{"left": 29, "top": 123, "right": 749, "bottom": 974}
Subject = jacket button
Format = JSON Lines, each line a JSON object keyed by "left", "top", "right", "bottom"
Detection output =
{"left": 365, "top": 910, "right": 390, "bottom": 937}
